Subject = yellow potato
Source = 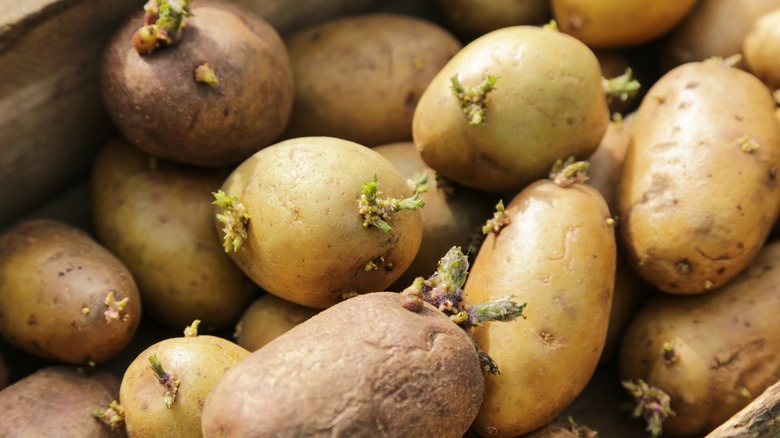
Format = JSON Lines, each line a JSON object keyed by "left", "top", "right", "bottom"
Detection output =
{"left": 434, "top": 0, "right": 550, "bottom": 40}
{"left": 744, "top": 8, "right": 780, "bottom": 89}
{"left": 234, "top": 294, "right": 319, "bottom": 351}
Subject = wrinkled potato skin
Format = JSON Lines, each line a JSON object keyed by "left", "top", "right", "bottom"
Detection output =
{"left": 283, "top": 14, "right": 461, "bottom": 146}
{"left": 552, "top": 0, "right": 698, "bottom": 48}
{"left": 373, "top": 142, "right": 494, "bottom": 286}
{"left": 0, "top": 366, "right": 123, "bottom": 437}
{"left": 661, "top": 0, "right": 780, "bottom": 70}
{"left": 619, "top": 240, "right": 780, "bottom": 437}
{"left": 0, "top": 220, "right": 140, "bottom": 364}
{"left": 92, "top": 138, "right": 256, "bottom": 331}
{"left": 101, "top": 1, "right": 293, "bottom": 167}
{"left": 413, "top": 26, "right": 608, "bottom": 192}
{"left": 218, "top": 137, "right": 422, "bottom": 309}
{"left": 120, "top": 336, "right": 249, "bottom": 438}
{"left": 201, "top": 292, "right": 483, "bottom": 438}
{"left": 744, "top": 9, "right": 780, "bottom": 89}
{"left": 226, "top": 0, "right": 378, "bottom": 35}
{"left": 464, "top": 180, "right": 616, "bottom": 438}
{"left": 617, "top": 62, "right": 780, "bottom": 294}
{"left": 234, "top": 294, "right": 319, "bottom": 351}
{"left": 435, "top": 0, "right": 551, "bottom": 40}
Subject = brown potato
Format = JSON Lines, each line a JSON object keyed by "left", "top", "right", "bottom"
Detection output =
{"left": 619, "top": 240, "right": 780, "bottom": 436}
{"left": 0, "top": 219, "right": 140, "bottom": 364}
{"left": 464, "top": 179, "right": 616, "bottom": 437}
{"left": 283, "top": 14, "right": 461, "bottom": 146}
{"left": 435, "top": 0, "right": 551, "bottom": 40}
{"left": 225, "top": 0, "right": 378, "bottom": 35}
{"left": 0, "top": 366, "right": 124, "bottom": 437}
{"left": 101, "top": 1, "right": 293, "bottom": 167}
{"left": 91, "top": 137, "right": 256, "bottom": 331}
{"left": 234, "top": 294, "right": 319, "bottom": 351}
{"left": 617, "top": 61, "right": 780, "bottom": 294}
{"left": 552, "top": 0, "right": 698, "bottom": 48}
{"left": 201, "top": 292, "right": 484, "bottom": 437}
{"left": 744, "top": 8, "right": 780, "bottom": 89}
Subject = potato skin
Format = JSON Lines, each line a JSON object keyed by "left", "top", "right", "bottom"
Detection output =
{"left": 283, "top": 14, "right": 462, "bottom": 146}
{"left": 464, "top": 180, "right": 616, "bottom": 437}
{"left": 552, "top": 0, "right": 698, "bottom": 48}
{"left": 226, "top": 0, "right": 378, "bottom": 35}
{"left": 413, "top": 26, "right": 608, "bottom": 192}
{"left": 744, "top": 9, "right": 780, "bottom": 89}
{"left": 434, "top": 0, "right": 551, "bottom": 40}
{"left": 234, "top": 294, "right": 319, "bottom": 351}
{"left": 0, "top": 220, "right": 140, "bottom": 364}
{"left": 217, "top": 137, "right": 423, "bottom": 308}
{"left": 91, "top": 138, "right": 256, "bottom": 331}
{"left": 619, "top": 240, "right": 780, "bottom": 436}
{"left": 101, "top": 1, "right": 293, "bottom": 167}
{"left": 201, "top": 292, "right": 484, "bottom": 438}
{"left": 0, "top": 366, "right": 124, "bottom": 437}
{"left": 617, "top": 62, "right": 780, "bottom": 294}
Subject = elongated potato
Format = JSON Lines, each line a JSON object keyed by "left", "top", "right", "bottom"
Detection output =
{"left": 617, "top": 61, "right": 780, "bottom": 294}
{"left": 744, "top": 9, "right": 780, "bottom": 89}
{"left": 201, "top": 292, "right": 484, "bottom": 437}
{"left": 619, "top": 239, "right": 780, "bottom": 437}
{"left": 464, "top": 179, "right": 616, "bottom": 437}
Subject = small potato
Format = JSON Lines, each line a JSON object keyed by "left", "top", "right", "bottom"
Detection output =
{"left": 92, "top": 138, "right": 257, "bottom": 331}
{"left": 0, "top": 220, "right": 140, "bottom": 364}
{"left": 413, "top": 25, "right": 609, "bottom": 192}
{"left": 617, "top": 61, "right": 780, "bottom": 294}
{"left": 434, "top": 0, "right": 551, "bottom": 40}
{"left": 619, "top": 239, "right": 780, "bottom": 436}
{"left": 552, "top": 0, "right": 698, "bottom": 48}
{"left": 0, "top": 366, "right": 124, "bottom": 437}
{"left": 234, "top": 294, "right": 319, "bottom": 351}
{"left": 744, "top": 9, "right": 780, "bottom": 89}
{"left": 201, "top": 292, "right": 484, "bottom": 437}
{"left": 283, "top": 14, "right": 462, "bottom": 146}
{"left": 225, "top": 0, "right": 378, "bottom": 35}
{"left": 464, "top": 178, "right": 616, "bottom": 437}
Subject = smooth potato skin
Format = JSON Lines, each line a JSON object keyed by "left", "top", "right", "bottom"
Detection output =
{"left": 234, "top": 294, "right": 319, "bottom": 351}
{"left": 120, "top": 336, "right": 249, "bottom": 438}
{"left": 201, "top": 292, "right": 484, "bottom": 438}
{"left": 744, "top": 9, "right": 780, "bottom": 89}
{"left": 413, "top": 26, "right": 608, "bottom": 192}
{"left": 552, "top": 0, "right": 698, "bottom": 48}
{"left": 92, "top": 138, "right": 256, "bottom": 331}
{"left": 464, "top": 180, "right": 616, "bottom": 437}
{"left": 101, "top": 1, "right": 293, "bottom": 167}
{"left": 617, "top": 62, "right": 780, "bottom": 294}
{"left": 619, "top": 240, "right": 780, "bottom": 436}
{"left": 217, "top": 137, "right": 423, "bottom": 308}
{"left": 0, "top": 366, "right": 124, "bottom": 437}
{"left": 0, "top": 220, "right": 140, "bottom": 364}
{"left": 226, "top": 0, "right": 378, "bottom": 35}
{"left": 283, "top": 14, "right": 462, "bottom": 146}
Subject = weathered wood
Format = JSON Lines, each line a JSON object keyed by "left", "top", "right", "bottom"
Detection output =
{"left": 706, "top": 380, "right": 780, "bottom": 438}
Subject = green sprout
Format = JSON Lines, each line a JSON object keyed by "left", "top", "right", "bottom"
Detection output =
{"left": 549, "top": 156, "right": 590, "bottom": 188}
{"left": 149, "top": 355, "right": 180, "bottom": 409}
{"left": 213, "top": 190, "right": 250, "bottom": 252}
{"left": 602, "top": 68, "right": 641, "bottom": 102}
{"left": 482, "top": 199, "right": 511, "bottom": 235}
{"left": 622, "top": 379, "right": 675, "bottom": 437}
{"left": 133, "top": 0, "right": 194, "bottom": 55}
{"left": 358, "top": 174, "right": 424, "bottom": 233}
{"left": 451, "top": 74, "right": 500, "bottom": 125}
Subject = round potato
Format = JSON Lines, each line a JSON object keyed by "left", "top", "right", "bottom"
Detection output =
{"left": 92, "top": 137, "right": 257, "bottom": 331}
{"left": 617, "top": 61, "right": 780, "bottom": 294}
{"left": 744, "top": 8, "right": 780, "bottom": 89}
{"left": 619, "top": 239, "right": 780, "bottom": 436}
{"left": 215, "top": 137, "right": 423, "bottom": 308}
{"left": 101, "top": 1, "right": 293, "bottom": 167}
{"left": 413, "top": 25, "right": 609, "bottom": 192}
{"left": 233, "top": 294, "right": 319, "bottom": 351}
{"left": 434, "top": 0, "right": 551, "bottom": 40}
{"left": 552, "top": 0, "right": 698, "bottom": 48}
{"left": 201, "top": 292, "right": 484, "bottom": 438}
{"left": 0, "top": 219, "right": 140, "bottom": 364}
{"left": 283, "top": 14, "right": 461, "bottom": 146}
{"left": 464, "top": 178, "right": 616, "bottom": 437}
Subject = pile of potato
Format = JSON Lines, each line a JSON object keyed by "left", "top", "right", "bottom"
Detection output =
{"left": 2, "top": 0, "right": 780, "bottom": 436}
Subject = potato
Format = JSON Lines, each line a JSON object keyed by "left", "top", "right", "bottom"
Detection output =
{"left": 0, "top": 219, "right": 140, "bottom": 364}
{"left": 282, "top": 14, "right": 462, "bottom": 146}
{"left": 744, "top": 9, "right": 780, "bottom": 89}
{"left": 225, "top": 0, "right": 378, "bottom": 35}
{"left": 587, "top": 115, "right": 635, "bottom": 212}
{"left": 464, "top": 177, "right": 616, "bottom": 437}
{"left": 619, "top": 239, "right": 780, "bottom": 436}
{"left": 233, "top": 294, "right": 319, "bottom": 351}
{"left": 660, "top": 0, "right": 780, "bottom": 70}
{"left": 434, "top": 0, "right": 551, "bottom": 40}
{"left": 617, "top": 61, "right": 780, "bottom": 294}
{"left": 91, "top": 137, "right": 256, "bottom": 331}
{"left": 215, "top": 136, "right": 423, "bottom": 309}
{"left": 552, "top": 0, "right": 698, "bottom": 48}
{"left": 120, "top": 324, "right": 249, "bottom": 438}
{"left": 523, "top": 419, "right": 598, "bottom": 438}
{"left": 413, "top": 25, "right": 609, "bottom": 193}
{"left": 201, "top": 292, "right": 484, "bottom": 437}
{"left": 0, "top": 366, "right": 124, "bottom": 437}
{"left": 373, "top": 141, "right": 494, "bottom": 286}
{"left": 101, "top": 1, "right": 293, "bottom": 167}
